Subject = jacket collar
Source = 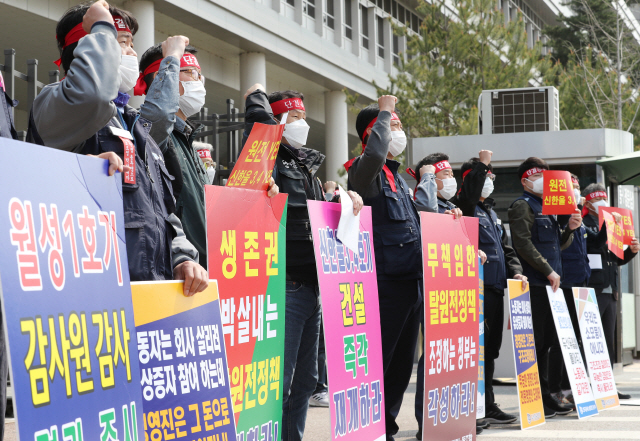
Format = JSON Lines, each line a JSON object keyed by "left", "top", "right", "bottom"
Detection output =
{"left": 523, "top": 191, "right": 542, "bottom": 202}
{"left": 281, "top": 143, "right": 325, "bottom": 175}
{"left": 385, "top": 158, "right": 400, "bottom": 174}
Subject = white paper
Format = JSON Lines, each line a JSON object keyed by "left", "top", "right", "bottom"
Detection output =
{"left": 109, "top": 126, "right": 133, "bottom": 140}
{"left": 337, "top": 184, "right": 360, "bottom": 254}
{"left": 588, "top": 254, "right": 603, "bottom": 269}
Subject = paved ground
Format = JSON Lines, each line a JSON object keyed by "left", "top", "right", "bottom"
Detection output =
{"left": 304, "top": 360, "right": 640, "bottom": 440}
{"left": 3, "top": 361, "right": 639, "bottom": 440}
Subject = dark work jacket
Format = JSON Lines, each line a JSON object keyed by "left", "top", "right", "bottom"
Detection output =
{"left": 28, "top": 105, "right": 179, "bottom": 281}
{"left": 169, "top": 119, "right": 208, "bottom": 269}
{"left": 349, "top": 159, "right": 422, "bottom": 280}
{"left": 583, "top": 213, "right": 637, "bottom": 292}
{"left": 558, "top": 209, "right": 591, "bottom": 286}
{"left": 0, "top": 88, "right": 17, "bottom": 140}
{"left": 242, "top": 90, "right": 326, "bottom": 284}
{"left": 477, "top": 201, "right": 516, "bottom": 290}
{"left": 510, "top": 193, "right": 563, "bottom": 286}
{"left": 451, "top": 161, "right": 490, "bottom": 217}
{"left": 437, "top": 197, "right": 456, "bottom": 214}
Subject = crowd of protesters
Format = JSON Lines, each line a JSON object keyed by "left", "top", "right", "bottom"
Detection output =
{"left": 0, "top": 2, "right": 638, "bottom": 440}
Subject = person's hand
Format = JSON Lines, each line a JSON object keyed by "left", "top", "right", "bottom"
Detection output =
{"left": 91, "top": 152, "right": 129, "bottom": 176}
{"left": 612, "top": 212, "right": 622, "bottom": 225}
{"left": 347, "top": 191, "right": 363, "bottom": 215}
{"left": 324, "top": 180, "right": 337, "bottom": 194}
{"left": 162, "top": 35, "right": 189, "bottom": 60}
{"left": 267, "top": 177, "right": 279, "bottom": 198}
{"left": 378, "top": 95, "right": 397, "bottom": 113}
{"left": 547, "top": 271, "right": 560, "bottom": 292}
{"left": 514, "top": 274, "right": 528, "bottom": 290}
{"left": 443, "top": 208, "right": 462, "bottom": 219}
{"left": 479, "top": 150, "right": 493, "bottom": 165}
{"left": 244, "top": 83, "right": 265, "bottom": 101}
{"left": 630, "top": 237, "right": 640, "bottom": 253}
{"left": 83, "top": 0, "right": 114, "bottom": 33}
{"left": 173, "top": 261, "right": 209, "bottom": 296}
{"left": 479, "top": 249, "right": 487, "bottom": 265}
{"left": 568, "top": 209, "right": 583, "bottom": 230}
{"left": 419, "top": 164, "right": 436, "bottom": 177}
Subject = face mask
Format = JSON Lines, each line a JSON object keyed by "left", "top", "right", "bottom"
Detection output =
{"left": 388, "top": 131, "right": 407, "bottom": 157}
{"left": 574, "top": 189, "right": 581, "bottom": 204}
{"left": 283, "top": 119, "right": 310, "bottom": 148}
{"left": 481, "top": 177, "right": 494, "bottom": 198}
{"left": 179, "top": 80, "right": 207, "bottom": 118}
{"left": 119, "top": 54, "right": 139, "bottom": 93}
{"left": 590, "top": 200, "right": 608, "bottom": 213}
{"left": 437, "top": 177, "right": 457, "bottom": 200}
{"left": 526, "top": 177, "right": 544, "bottom": 195}
{"left": 206, "top": 167, "right": 216, "bottom": 184}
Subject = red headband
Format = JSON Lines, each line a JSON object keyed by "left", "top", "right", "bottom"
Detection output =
{"left": 198, "top": 149, "right": 212, "bottom": 159}
{"left": 433, "top": 160, "right": 452, "bottom": 172}
{"left": 112, "top": 15, "right": 132, "bottom": 33}
{"left": 585, "top": 191, "right": 607, "bottom": 202}
{"left": 134, "top": 53, "right": 202, "bottom": 96}
{"left": 362, "top": 112, "right": 400, "bottom": 143}
{"left": 522, "top": 167, "right": 544, "bottom": 179}
{"left": 571, "top": 176, "right": 579, "bottom": 186}
{"left": 181, "top": 54, "right": 200, "bottom": 69}
{"left": 271, "top": 98, "right": 305, "bottom": 116}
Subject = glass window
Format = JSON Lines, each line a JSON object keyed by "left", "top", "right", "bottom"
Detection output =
{"left": 377, "top": 15, "right": 384, "bottom": 58}
{"left": 286, "top": 0, "right": 294, "bottom": 5}
{"left": 398, "top": 5, "right": 405, "bottom": 23}
{"left": 325, "top": 0, "right": 335, "bottom": 29}
{"left": 345, "top": 0, "right": 353, "bottom": 39}
{"left": 303, "top": 0, "right": 315, "bottom": 18}
{"left": 361, "top": 5, "right": 369, "bottom": 49}
{"left": 393, "top": 34, "right": 399, "bottom": 65}
{"left": 412, "top": 13, "right": 419, "bottom": 32}
{"left": 384, "top": 0, "right": 392, "bottom": 14}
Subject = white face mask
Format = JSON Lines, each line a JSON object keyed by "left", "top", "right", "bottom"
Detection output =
{"left": 179, "top": 80, "right": 207, "bottom": 118}
{"left": 481, "top": 176, "right": 494, "bottom": 198}
{"left": 119, "top": 54, "right": 139, "bottom": 93}
{"left": 437, "top": 177, "right": 457, "bottom": 200}
{"left": 206, "top": 167, "right": 216, "bottom": 184}
{"left": 590, "top": 200, "right": 608, "bottom": 213}
{"left": 283, "top": 119, "right": 310, "bottom": 148}
{"left": 574, "top": 189, "right": 581, "bottom": 204}
{"left": 525, "top": 177, "right": 544, "bottom": 195}
{"left": 388, "top": 131, "right": 407, "bottom": 157}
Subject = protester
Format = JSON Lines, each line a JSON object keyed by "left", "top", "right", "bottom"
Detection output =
{"left": 323, "top": 180, "right": 337, "bottom": 201}
{"left": 508, "top": 157, "right": 581, "bottom": 418}
{"left": 193, "top": 143, "right": 217, "bottom": 184}
{"left": 27, "top": 1, "right": 208, "bottom": 296}
{"left": 345, "top": 96, "right": 421, "bottom": 441}
{"left": 242, "top": 83, "right": 363, "bottom": 441}
{"left": 582, "top": 183, "right": 640, "bottom": 399}
{"left": 456, "top": 155, "right": 527, "bottom": 426}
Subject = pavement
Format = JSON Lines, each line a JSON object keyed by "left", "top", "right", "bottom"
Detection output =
{"left": 2, "top": 361, "right": 639, "bottom": 440}
{"left": 304, "top": 359, "right": 640, "bottom": 441}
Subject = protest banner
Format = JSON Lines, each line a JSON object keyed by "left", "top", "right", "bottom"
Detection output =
{"left": 546, "top": 287, "right": 598, "bottom": 419}
{"left": 0, "top": 139, "right": 144, "bottom": 440}
{"left": 308, "top": 202, "right": 386, "bottom": 441}
{"left": 226, "top": 122, "right": 284, "bottom": 190}
{"left": 573, "top": 288, "right": 620, "bottom": 410}
{"left": 507, "top": 280, "right": 545, "bottom": 430}
{"left": 206, "top": 186, "right": 288, "bottom": 441}
{"left": 421, "top": 212, "right": 479, "bottom": 441}
{"left": 602, "top": 211, "right": 625, "bottom": 259}
{"left": 542, "top": 170, "right": 577, "bottom": 215}
{"left": 599, "top": 207, "right": 635, "bottom": 245}
{"left": 131, "top": 281, "right": 236, "bottom": 440}
{"left": 477, "top": 259, "right": 485, "bottom": 420}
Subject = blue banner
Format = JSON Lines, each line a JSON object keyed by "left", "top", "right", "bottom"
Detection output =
{"left": 0, "top": 138, "right": 144, "bottom": 440}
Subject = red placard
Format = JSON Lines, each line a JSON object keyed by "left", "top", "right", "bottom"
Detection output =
{"left": 421, "top": 212, "right": 479, "bottom": 441}
{"left": 226, "top": 122, "right": 284, "bottom": 190}
{"left": 599, "top": 207, "right": 635, "bottom": 245}
{"left": 602, "top": 211, "right": 625, "bottom": 259}
{"left": 542, "top": 170, "right": 577, "bottom": 215}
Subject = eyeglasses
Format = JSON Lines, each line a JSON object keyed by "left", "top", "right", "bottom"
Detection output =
{"left": 180, "top": 68, "right": 205, "bottom": 85}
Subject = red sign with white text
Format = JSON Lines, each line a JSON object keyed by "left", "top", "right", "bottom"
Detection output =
{"left": 599, "top": 207, "right": 635, "bottom": 245}
{"left": 542, "top": 170, "right": 577, "bottom": 215}
{"left": 226, "top": 122, "right": 284, "bottom": 190}
{"left": 602, "top": 211, "right": 625, "bottom": 259}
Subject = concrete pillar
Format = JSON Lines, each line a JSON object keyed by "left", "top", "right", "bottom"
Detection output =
{"left": 316, "top": 0, "right": 325, "bottom": 36}
{"left": 324, "top": 90, "right": 349, "bottom": 182}
{"left": 351, "top": 0, "right": 360, "bottom": 56}
{"left": 334, "top": 0, "right": 344, "bottom": 47}
{"left": 503, "top": 0, "right": 510, "bottom": 26}
{"left": 383, "top": 17, "right": 393, "bottom": 73}
{"left": 240, "top": 52, "right": 267, "bottom": 99}
{"left": 294, "top": 0, "right": 303, "bottom": 25}
{"left": 124, "top": 0, "right": 154, "bottom": 107}
{"left": 367, "top": 7, "right": 376, "bottom": 65}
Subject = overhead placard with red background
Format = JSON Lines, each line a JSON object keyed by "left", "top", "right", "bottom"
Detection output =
{"left": 542, "top": 170, "right": 577, "bottom": 215}
{"left": 602, "top": 211, "right": 625, "bottom": 259}
{"left": 420, "top": 212, "right": 479, "bottom": 441}
{"left": 599, "top": 207, "right": 635, "bottom": 245}
{"left": 226, "top": 122, "right": 284, "bottom": 190}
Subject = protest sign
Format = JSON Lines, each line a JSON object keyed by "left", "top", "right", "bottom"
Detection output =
{"left": 206, "top": 186, "right": 288, "bottom": 441}
{"left": 0, "top": 139, "right": 144, "bottom": 440}
{"left": 477, "top": 259, "right": 485, "bottom": 420}
{"left": 131, "top": 281, "right": 236, "bottom": 440}
{"left": 308, "top": 202, "right": 385, "bottom": 441}
{"left": 602, "top": 211, "right": 625, "bottom": 259}
{"left": 226, "top": 122, "right": 284, "bottom": 190}
{"left": 507, "top": 280, "right": 545, "bottom": 430}
{"left": 546, "top": 287, "right": 598, "bottom": 419}
{"left": 421, "top": 212, "right": 479, "bottom": 441}
{"left": 542, "top": 170, "right": 577, "bottom": 215}
{"left": 573, "top": 288, "right": 620, "bottom": 411}
{"left": 599, "top": 207, "right": 635, "bottom": 245}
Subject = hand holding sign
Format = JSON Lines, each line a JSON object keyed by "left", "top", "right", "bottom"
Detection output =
{"left": 602, "top": 211, "right": 625, "bottom": 259}
{"left": 542, "top": 170, "right": 577, "bottom": 215}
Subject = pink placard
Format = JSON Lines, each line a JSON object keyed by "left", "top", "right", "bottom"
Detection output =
{"left": 308, "top": 202, "right": 386, "bottom": 441}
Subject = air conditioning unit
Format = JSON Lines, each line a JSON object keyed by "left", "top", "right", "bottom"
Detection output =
{"left": 478, "top": 86, "right": 559, "bottom": 135}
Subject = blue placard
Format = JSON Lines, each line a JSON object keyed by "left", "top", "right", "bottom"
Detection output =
{"left": 0, "top": 138, "right": 144, "bottom": 440}
{"left": 477, "top": 257, "right": 485, "bottom": 418}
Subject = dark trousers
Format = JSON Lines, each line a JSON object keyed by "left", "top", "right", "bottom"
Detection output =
{"left": 414, "top": 321, "right": 424, "bottom": 429}
{"left": 484, "top": 285, "right": 505, "bottom": 409}
{"left": 313, "top": 319, "right": 327, "bottom": 394}
{"left": 548, "top": 284, "right": 585, "bottom": 393}
{"left": 596, "top": 290, "right": 617, "bottom": 368}
{"left": 378, "top": 278, "right": 422, "bottom": 441}
{"left": 530, "top": 285, "right": 559, "bottom": 397}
